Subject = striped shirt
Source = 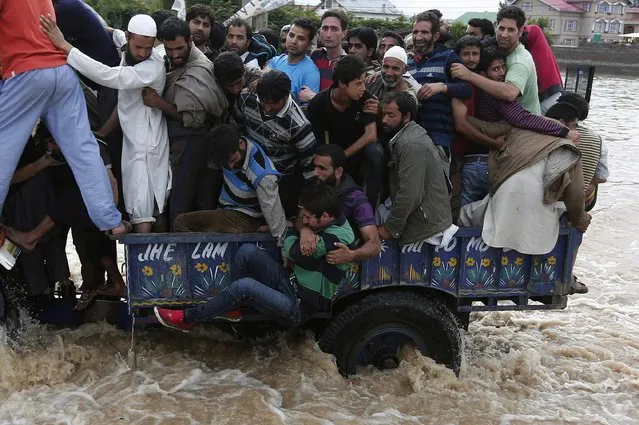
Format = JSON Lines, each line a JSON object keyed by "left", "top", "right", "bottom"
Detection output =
{"left": 577, "top": 125, "right": 603, "bottom": 187}
{"left": 311, "top": 48, "right": 347, "bottom": 91}
{"left": 408, "top": 47, "right": 472, "bottom": 148}
{"left": 220, "top": 140, "right": 280, "bottom": 218}
{"left": 476, "top": 90, "right": 568, "bottom": 141}
{"left": 236, "top": 91, "right": 317, "bottom": 181}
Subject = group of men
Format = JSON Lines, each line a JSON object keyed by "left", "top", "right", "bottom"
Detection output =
{"left": 0, "top": 1, "right": 607, "bottom": 325}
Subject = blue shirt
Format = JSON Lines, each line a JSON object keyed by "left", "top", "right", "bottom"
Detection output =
{"left": 268, "top": 54, "right": 320, "bottom": 101}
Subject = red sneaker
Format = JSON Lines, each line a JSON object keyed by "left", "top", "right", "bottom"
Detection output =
{"left": 217, "top": 309, "right": 243, "bottom": 322}
{"left": 154, "top": 307, "right": 193, "bottom": 332}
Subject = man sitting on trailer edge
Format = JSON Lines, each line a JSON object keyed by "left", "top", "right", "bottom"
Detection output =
{"left": 154, "top": 183, "right": 356, "bottom": 329}
{"left": 308, "top": 144, "right": 381, "bottom": 264}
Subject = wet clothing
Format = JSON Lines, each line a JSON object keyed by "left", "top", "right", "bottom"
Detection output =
{"left": 506, "top": 43, "right": 541, "bottom": 115}
{"left": 408, "top": 47, "right": 472, "bottom": 149}
{"left": 66, "top": 43, "right": 171, "bottom": 224}
{"left": 284, "top": 215, "right": 355, "bottom": 312}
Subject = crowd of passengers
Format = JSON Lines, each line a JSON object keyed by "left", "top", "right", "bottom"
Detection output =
{"left": 0, "top": 1, "right": 609, "bottom": 326}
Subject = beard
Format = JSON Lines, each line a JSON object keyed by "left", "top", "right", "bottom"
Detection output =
{"left": 314, "top": 174, "right": 337, "bottom": 187}
{"left": 382, "top": 123, "right": 403, "bottom": 138}
{"left": 382, "top": 74, "right": 401, "bottom": 88}
{"left": 125, "top": 48, "right": 145, "bottom": 66}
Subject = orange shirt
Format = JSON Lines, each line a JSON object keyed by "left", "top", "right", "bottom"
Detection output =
{"left": 0, "top": 0, "right": 67, "bottom": 79}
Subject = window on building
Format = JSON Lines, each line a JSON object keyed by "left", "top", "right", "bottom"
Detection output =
{"left": 565, "top": 20, "right": 578, "bottom": 32}
{"left": 548, "top": 19, "right": 556, "bottom": 31}
{"left": 609, "top": 20, "right": 620, "bottom": 33}
{"left": 562, "top": 38, "right": 578, "bottom": 46}
{"left": 582, "top": 3, "right": 591, "bottom": 12}
{"left": 522, "top": 2, "right": 533, "bottom": 12}
{"left": 594, "top": 19, "right": 607, "bottom": 32}
{"left": 611, "top": 4, "right": 623, "bottom": 14}
{"left": 597, "top": 2, "right": 610, "bottom": 13}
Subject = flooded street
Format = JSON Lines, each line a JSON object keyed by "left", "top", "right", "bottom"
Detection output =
{"left": 1, "top": 76, "right": 638, "bottom": 425}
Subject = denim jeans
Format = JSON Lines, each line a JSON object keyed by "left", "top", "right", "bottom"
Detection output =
{"left": 184, "top": 244, "right": 301, "bottom": 326}
{"left": 461, "top": 156, "right": 489, "bottom": 206}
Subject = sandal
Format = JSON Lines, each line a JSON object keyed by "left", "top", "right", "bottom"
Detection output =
{"left": 74, "top": 289, "right": 98, "bottom": 311}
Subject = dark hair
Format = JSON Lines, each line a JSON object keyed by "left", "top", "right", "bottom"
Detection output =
{"left": 497, "top": 5, "right": 526, "bottom": 29}
{"left": 226, "top": 18, "right": 253, "bottom": 41}
{"left": 414, "top": 11, "right": 440, "bottom": 34}
{"left": 545, "top": 102, "right": 579, "bottom": 123}
{"left": 257, "top": 70, "right": 291, "bottom": 103}
{"left": 455, "top": 35, "right": 482, "bottom": 55}
{"left": 208, "top": 124, "right": 241, "bottom": 165}
{"left": 209, "top": 22, "right": 226, "bottom": 50}
{"left": 332, "top": 55, "right": 366, "bottom": 87}
{"left": 468, "top": 18, "right": 496, "bottom": 38}
{"left": 292, "top": 18, "right": 317, "bottom": 42}
{"left": 382, "top": 91, "right": 418, "bottom": 121}
{"left": 315, "top": 144, "right": 347, "bottom": 171}
{"left": 347, "top": 27, "right": 378, "bottom": 52}
{"left": 321, "top": 9, "right": 349, "bottom": 30}
{"left": 557, "top": 92, "right": 589, "bottom": 120}
{"left": 213, "top": 52, "right": 245, "bottom": 85}
{"left": 478, "top": 45, "right": 507, "bottom": 72}
{"left": 158, "top": 17, "right": 191, "bottom": 42}
{"left": 258, "top": 28, "right": 280, "bottom": 49}
{"left": 299, "top": 183, "right": 342, "bottom": 219}
{"left": 426, "top": 9, "right": 443, "bottom": 19}
{"left": 186, "top": 4, "right": 214, "bottom": 24}
{"left": 150, "top": 10, "right": 173, "bottom": 32}
{"left": 379, "top": 30, "right": 405, "bottom": 48}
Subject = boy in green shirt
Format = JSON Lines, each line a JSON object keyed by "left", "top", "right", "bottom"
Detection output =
{"left": 154, "top": 183, "right": 355, "bottom": 331}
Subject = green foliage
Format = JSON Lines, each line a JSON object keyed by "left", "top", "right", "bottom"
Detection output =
{"left": 86, "top": 0, "right": 157, "bottom": 28}
{"left": 447, "top": 20, "right": 467, "bottom": 46}
{"left": 266, "top": 5, "right": 321, "bottom": 32}
{"left": 527, "top": 17, "right": 555, "bottom": 45}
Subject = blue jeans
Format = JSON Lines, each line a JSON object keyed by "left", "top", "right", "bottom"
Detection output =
{"left": 461, "top": 156, "right": 489, "bottom": 206}
{"left": 0, "top": 65, "right": 121, "bottom": 231}
{"left": 184, "top": 244, "right": 301, "bottom": 326}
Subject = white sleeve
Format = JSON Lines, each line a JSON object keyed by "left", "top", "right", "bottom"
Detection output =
{"left": 67, "top": 48, "right": 162, "bottom": 90}
{"left": 112, "top": 29, "right": 127, "bottom": 49}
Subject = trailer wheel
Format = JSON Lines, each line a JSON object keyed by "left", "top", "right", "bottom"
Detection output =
{"left": 319, "top": 291, "right": 462, "bottom": 376}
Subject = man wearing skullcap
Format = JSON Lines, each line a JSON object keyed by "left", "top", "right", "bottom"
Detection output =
{"left": 41, "top": 14, "right": 171, "bottom": 233}
{"left": 366, "top": 46, "right": 418, "bottom": 101}
{"left": 0, "top": 0, "right": 126, "bottom": 239}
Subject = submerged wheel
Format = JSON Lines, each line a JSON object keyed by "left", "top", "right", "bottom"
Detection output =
{"left": 319, "top": 291, "right": 462, "bottom": 376}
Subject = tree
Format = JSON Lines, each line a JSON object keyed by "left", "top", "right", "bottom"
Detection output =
{"left": 447, "top": 20, "right": 467, "bottom": 46}
{"left": 527, "top": 17, "right": 554, "bottom": 45}
{"left": 266, "top": 5, "right": 321, "bottom": 32}
{"left": 86, "top": 0, "right": 155, "bottom": 29}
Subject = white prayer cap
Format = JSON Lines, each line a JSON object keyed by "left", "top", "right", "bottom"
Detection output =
{"left": 384, "top": 46, "right": 408, "bottom": 65}
{"left": 127, "top": 14, "right": 157, "bottom": 38}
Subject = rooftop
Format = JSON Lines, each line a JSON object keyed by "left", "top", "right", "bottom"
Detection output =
{"left": 455, "top": 11, "right": 498, "bottom": 24}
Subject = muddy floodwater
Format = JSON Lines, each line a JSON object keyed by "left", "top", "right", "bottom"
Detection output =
{"left": 1, "top": 76, "right": 638, "bottom": 424}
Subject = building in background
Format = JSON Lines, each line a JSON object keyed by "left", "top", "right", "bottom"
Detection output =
{"left": 511, "top": 0, "right": 638, "bottom": 45}
{"left": 299, "top": 0, "right": 403, "bottom": 20}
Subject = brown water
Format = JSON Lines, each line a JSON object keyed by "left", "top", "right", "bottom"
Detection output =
{"left": 1, "top": 76, "right": 638, "bottom": 425}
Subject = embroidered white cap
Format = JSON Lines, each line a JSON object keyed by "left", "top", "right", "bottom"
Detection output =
{"left": 383, "top": 46, "right": 408, "bottom": 65}
{"left": 128, "top": 14, "right": 157, "bottom": 38}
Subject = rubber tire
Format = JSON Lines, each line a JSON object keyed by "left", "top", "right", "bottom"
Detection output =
{"left": 319, "top": 291, "right": 462, "bottom": 376}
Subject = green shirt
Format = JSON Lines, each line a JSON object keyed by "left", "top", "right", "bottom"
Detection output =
{"left": 284, "top": 216, "right": 355, "bottom": 311}
{"left": 505, "top": 43, "right": 541, "bottom": 115}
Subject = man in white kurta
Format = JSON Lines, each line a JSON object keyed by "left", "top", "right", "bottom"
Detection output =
{"left": 42, "top": 14, "right": 170, "bottom": 232}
